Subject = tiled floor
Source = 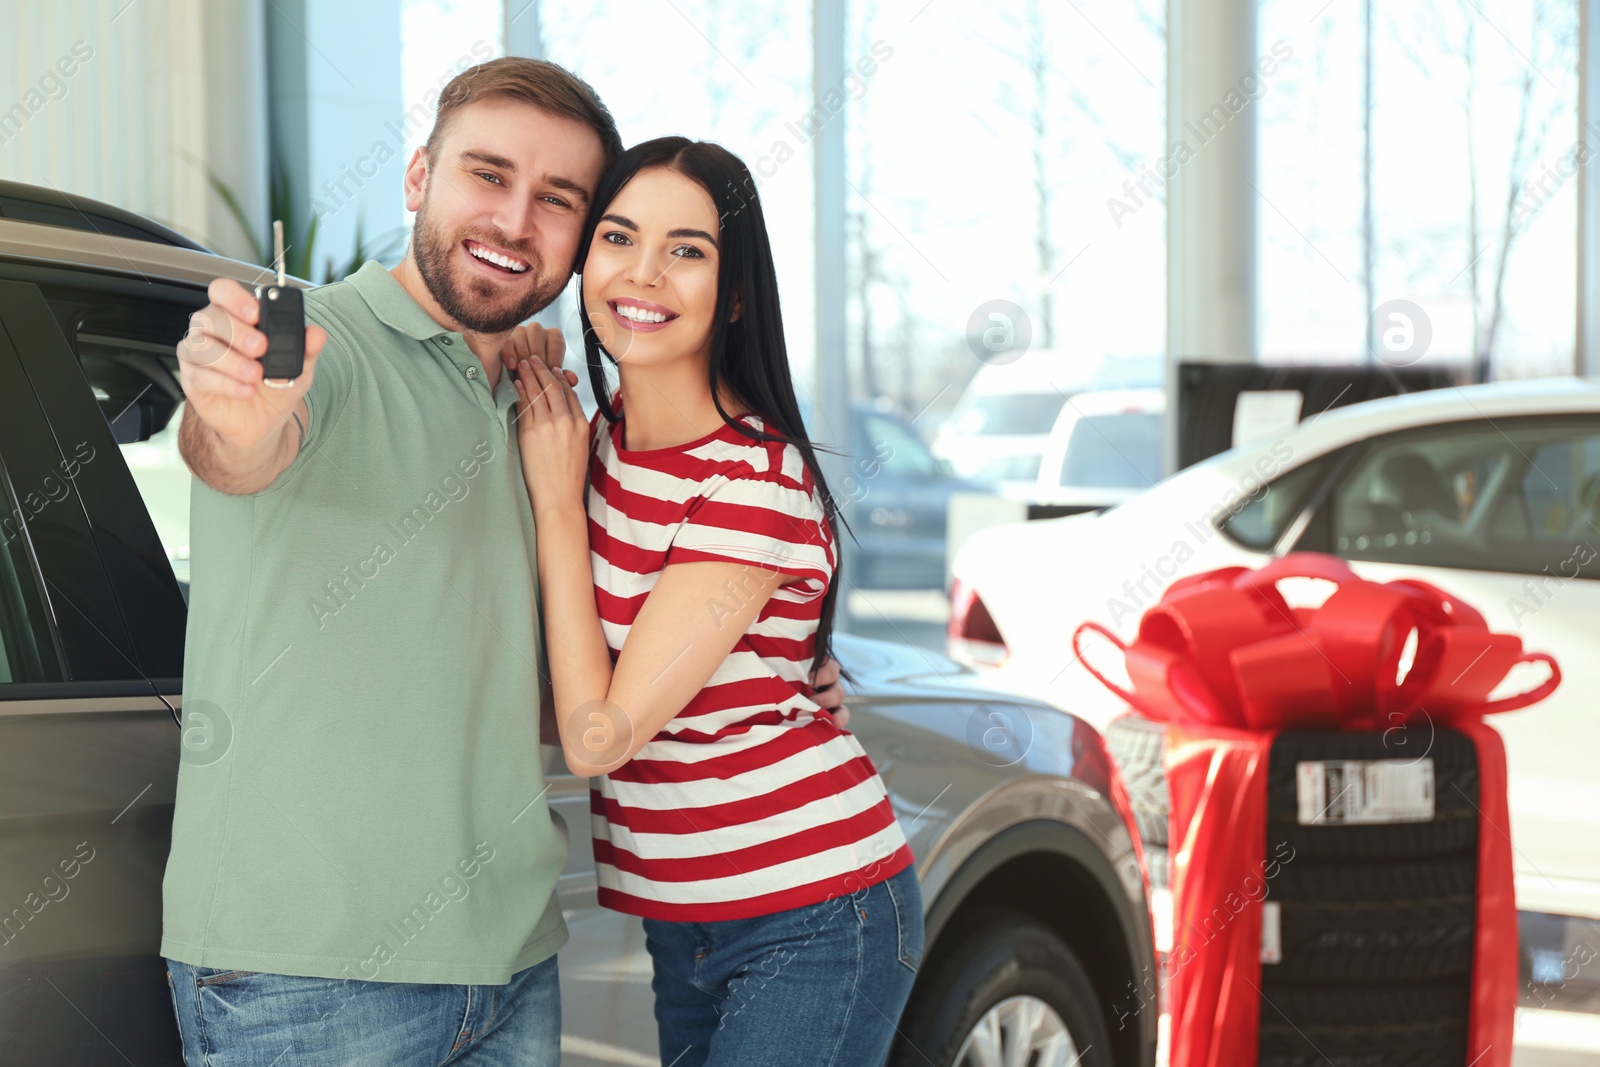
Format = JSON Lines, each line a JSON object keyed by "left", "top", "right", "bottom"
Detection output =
{"left": 1513, "top": 1008, "right": 1600, "bottom": 1065}
{"left": 1151, "top": 1009, "right": 1600, "bottom": 1066}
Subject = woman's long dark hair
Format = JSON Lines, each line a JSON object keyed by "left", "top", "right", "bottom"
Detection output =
{"left": 576, "top": 136, "right": 848, "bottom": 680}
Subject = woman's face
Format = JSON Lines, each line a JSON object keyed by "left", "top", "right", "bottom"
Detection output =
{"left": 582, "top": 166, "right": 722, "bottom": 370}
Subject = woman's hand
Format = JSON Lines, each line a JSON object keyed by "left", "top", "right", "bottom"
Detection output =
{"left": 510, "top": 351, "right": 590, "bottom": 515}
{"left": 811, "top": 656, "right": 851, "bottom": 728}
{"left": 500, "top": 322, "right": 579, "bottom": 387}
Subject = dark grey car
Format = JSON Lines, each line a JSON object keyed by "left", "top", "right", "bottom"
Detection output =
{"left": 0, "top": 182, "right": 1156, "bottom": 1067}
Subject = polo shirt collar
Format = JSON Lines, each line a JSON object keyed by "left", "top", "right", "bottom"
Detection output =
{"left": 347, "top": 260, "right": 458, "bottom": 342}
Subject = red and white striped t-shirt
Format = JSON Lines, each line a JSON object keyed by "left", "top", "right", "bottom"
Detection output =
{"left": 585, "top": 406, "right": 913, "bottom": 921}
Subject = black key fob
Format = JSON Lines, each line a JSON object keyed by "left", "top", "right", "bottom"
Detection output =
{"left": 255, "top": 283, "right": 305, "bottom": 383}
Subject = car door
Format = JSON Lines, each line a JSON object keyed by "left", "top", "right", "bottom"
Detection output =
{"left": 1290, "top": 414, "right": 1600, "bottom": 920}
{"left": 0, "top": 277, "right": 183, "bottom": 1065}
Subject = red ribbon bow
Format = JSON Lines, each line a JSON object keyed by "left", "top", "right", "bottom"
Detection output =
{"left": 1073, "top": 552, "right": 1560, "bottom": 731}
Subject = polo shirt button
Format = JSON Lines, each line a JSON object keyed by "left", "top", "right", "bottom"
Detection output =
{"left": 464, "top": 365, "right": 479, "bottom": 380}
{"left": 440, "top": 336, "right": 454, "bottom": 346}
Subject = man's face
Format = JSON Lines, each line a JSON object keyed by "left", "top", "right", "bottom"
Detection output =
{"left": 404, "top": 97, "right": 607, "bottom": 335}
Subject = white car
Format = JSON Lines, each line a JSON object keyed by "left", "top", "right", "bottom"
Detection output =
{"left": 932, "top": 353, "right": 1160, "bottom": 486}
{"left": 1006, "top": 387, "right": 1165, "bottom": 505}
{"left": 949, "top": 377, "right": 1600, "bottom": 936}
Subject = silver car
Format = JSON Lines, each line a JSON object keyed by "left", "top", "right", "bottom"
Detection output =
{"left": 0, "top": 182, "right": 1157, "bottom": 1067}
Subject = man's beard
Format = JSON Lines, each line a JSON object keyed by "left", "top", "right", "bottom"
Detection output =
{"left": 411, "top": 193, "right": 566, "bottom": 334}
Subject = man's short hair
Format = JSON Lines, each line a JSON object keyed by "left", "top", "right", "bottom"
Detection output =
{"left": 427, "top": 57, "right": 623, "bottom": 166}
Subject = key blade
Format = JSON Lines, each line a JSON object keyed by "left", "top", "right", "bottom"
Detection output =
{"left": 273, "top": 220, "right": 286, "bottom": 287}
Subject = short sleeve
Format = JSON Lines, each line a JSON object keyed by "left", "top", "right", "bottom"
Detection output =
{"left": 263, "top": 299, "right": 354, "bottom": 491}
{"left": 666, "top": 448, "right": 834, "bottom": 600}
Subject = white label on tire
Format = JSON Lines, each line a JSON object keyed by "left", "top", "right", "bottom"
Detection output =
{"left": 1261, "top": 902, "right": 1282, "bottom": 964}
{"left": 1295, "top": 758, "right": 1434, "bottom": 825}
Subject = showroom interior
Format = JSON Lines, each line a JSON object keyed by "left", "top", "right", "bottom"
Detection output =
{"left": 4, "top": 0, "right": 1600, "bottom": 1064}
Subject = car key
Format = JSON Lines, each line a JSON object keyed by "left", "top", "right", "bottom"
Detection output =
{"left": 256, "top": 220, "right": 305, "bottom": 386}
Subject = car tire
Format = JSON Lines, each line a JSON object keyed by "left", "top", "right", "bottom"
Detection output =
{"left": 1270, "top": 896, "right": 1478, "bottom": 982}
{"left": 1265, "top": 729, "right": 1480, "bottom": 861}
{"left": 1268, "top": 854, "right": 1475, "bottom": 903}
{"left": 1105, "top": 715, "right": 1169, "bottom": 848}
{"left": 1258, "top": 979, "right": 1470, "bottom": 1067}
{"left": 890, "top": 909, "right": 1114, "bottom": 1067}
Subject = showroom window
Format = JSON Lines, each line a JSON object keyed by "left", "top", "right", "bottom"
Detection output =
{"left": 1258, "top": 0, "right": 1579, "bottom": 379}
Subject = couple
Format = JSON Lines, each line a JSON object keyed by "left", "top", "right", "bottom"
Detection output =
{"left": 162, "top": 56, "right": 921, "bottom": 1066}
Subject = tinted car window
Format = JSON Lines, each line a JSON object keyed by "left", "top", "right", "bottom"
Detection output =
{"left": 862, "top": 413, "right": 936, "bottom": 478}
{"left": 0, "top": 455, "right": 59, "bottom": 684}
{"left": 2, "top": 278, "right": 193, "bottom": 681}
{"left": 1059, "top": 413, "right": 1162, "bottom": 489}
{"left": 47, "top": 295, "right": 193, "bottom": 598}
{"left": 1220, "top": 452, "right": 1339, "bottom": 551}
{"left": 89, "top": 367, "right": 190, "bottom": 589}
{"left": 1517, "top": 435, "right": 1600, "bottom": 542}
{"left": 1327, "top": 419, "right": 1600, "bottom": 577}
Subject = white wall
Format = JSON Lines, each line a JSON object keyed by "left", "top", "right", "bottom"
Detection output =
{"left": 0, "top": 0, "right": 268, "bottom": 260}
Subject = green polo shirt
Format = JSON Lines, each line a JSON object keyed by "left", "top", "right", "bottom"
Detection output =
{"left": 161, "top": 261, "right": 566, "bottom": 984}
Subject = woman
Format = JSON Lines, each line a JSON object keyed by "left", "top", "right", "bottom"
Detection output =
{"left": 506, "top": 137, "right": 922, "bottom": 1066}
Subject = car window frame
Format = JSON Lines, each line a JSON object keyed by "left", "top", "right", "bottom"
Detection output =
{"left": 0, "top": 285, "right": 164, "bottom": 693}
{"left": 0, "top": 266, "right": 198, "bottom": 691}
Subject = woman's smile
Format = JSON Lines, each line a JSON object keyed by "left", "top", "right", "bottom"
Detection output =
{"left": 607, "top": 296, "right": 680, "bottom": 332}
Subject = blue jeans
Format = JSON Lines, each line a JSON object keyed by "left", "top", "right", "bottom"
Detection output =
{"left": 643, "top": 864, "right": 923, "bottom": 1067}
{"left": 164, "top": 954, "right": 560, "bottom": 1066}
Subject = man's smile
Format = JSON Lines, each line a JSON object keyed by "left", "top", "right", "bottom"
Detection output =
{"left": 463, "top": 238, "right": 530, "bottom": 275}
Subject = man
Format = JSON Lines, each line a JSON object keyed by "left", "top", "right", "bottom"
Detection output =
{"left": 164, "top": 57, "right": 847, "bottom": 1065}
